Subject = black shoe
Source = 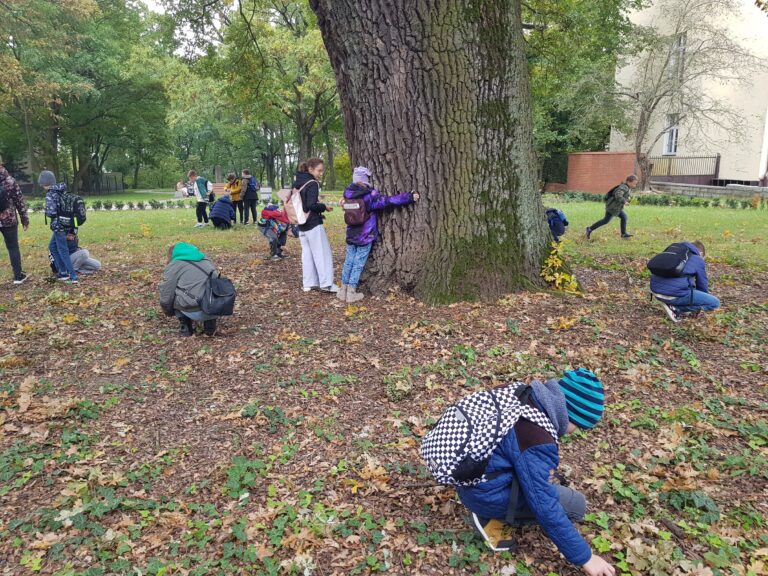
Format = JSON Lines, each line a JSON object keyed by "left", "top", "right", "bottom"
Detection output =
{"left": 585, "top": 226, "right": 592, "bottom": 240}
{"left": 13, "top": 273, "right": 29, "bottom": 285}
{"left": 179, "top": 317, "right": 194, "bottom": 337}
{"left": 469, "top": 513, "right": 517, "bottom": 553}
{"left": 203, "top": 319, "right": 217, "bottom": 336}
{"left": 621, "top": 233, "right": 633, "bottom": 239}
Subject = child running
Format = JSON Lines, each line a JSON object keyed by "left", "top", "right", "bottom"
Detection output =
{"left": 338, "top": 166, "right": 418, "bottom": 303}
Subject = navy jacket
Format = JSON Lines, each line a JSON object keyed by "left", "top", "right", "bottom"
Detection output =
{"left": 456, "top": 391, "right": 592, "bottom": 566}
{"left": 209, "top": 196, "right": 236, "bottom": 222}
{"left": 649, "top": 242, "right": 709, "bottom": 297}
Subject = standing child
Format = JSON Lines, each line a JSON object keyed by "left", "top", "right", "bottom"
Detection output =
{"left": 586, "top": 175, "right": 637, "bottom": 240}
{"left": 224, "top": 173, "right": 244, "bottom": 224}
{"left": 339, "top": 166, "right": 417, "bottom": 303}
{"left": 258, "top": 204, "right": 290, "bottom": 260}
{"left": 0, "top": 156, "right": 30, "bottom": 285}
{"left": 293, "top": 158, "right": 338, "bottom": 293}
{"left": 241, "top": 169, "right": 259, "bottom": 225}
{"left": 188, "top": 170, "right": 209, "bottom": 228}
{"left": 41, "top": 170, "right": 79, "bottom": 284}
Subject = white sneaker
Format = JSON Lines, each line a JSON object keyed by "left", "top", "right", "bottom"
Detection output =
{"left": 659, "top": 301, "right": 680, "bottom": 323}
{"left": 303, "top": 286, "right": 318, "bottom": 292}
{"left": 194, "top": 223, "right": 204, "bottom": 228}
{"left": 320, "top": 284, "right": 340, "bottom": 294}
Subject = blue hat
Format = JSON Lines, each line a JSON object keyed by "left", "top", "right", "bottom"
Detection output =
{"left": 558, "top": 369, "right": 605, "bottom": 429}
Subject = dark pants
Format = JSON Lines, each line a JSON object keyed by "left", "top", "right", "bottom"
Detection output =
{"left": 233, "top": 200, "right": 244, "bottom": 223}
{"left": 211, "top": 217, "right": 232, "bottom": 230}
{"left": 244, "top": 199, "right": 258, "bottom": 223}
{"left": 508, "top": 485, "right": 587, "bottom": 526}
{"left": 196, "top": 202, "right": 209, "bottom": 223}
{"left": 590, "top": 210, "right": 627, "bottom": 235}
{"left": 1, "top": 226, "right": 23, "bottom": 279}
{"left": 270, "top": 231, "right": 287, "bottom": 257}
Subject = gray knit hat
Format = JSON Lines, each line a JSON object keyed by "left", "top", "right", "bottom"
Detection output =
{"left": 38, "top": 170, "right": 57, "bottom": 187}
{"left": 530, "top": 379, "right": 570, "bottom": 438}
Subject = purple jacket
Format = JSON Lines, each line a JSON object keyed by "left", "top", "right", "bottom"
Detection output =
{"left": 344, "top": 183, "right": 413, "bottom": 246}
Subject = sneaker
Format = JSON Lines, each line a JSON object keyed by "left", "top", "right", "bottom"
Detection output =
{"left": 194, "top": 223, "right": 204, "bottom": 228}
{"left": 271, "top": 255, "right": 281, "bottom": 261}
{"left": 320, "top": 284, "right": 340, "bottom": 294}
{"left": 659, "top": 301, "right": 680, "bottom": 323}
{"left": 57, "top": 274, "right": 70, "bottom": 282}
{"left": 66, "top": 278, "right": 78, "bottom": 285}
{"left": 621, "top": 233, "right": 634, "bottom": 239}
{"left": 469, "top": 513, "right": 517, "bottom": 553}
{"left": 13, "top": 273, "right": 29, "bottom": 285}
{"left": 179, "top": 317, "right": 193, "bottom": 337}
{"left": 303, "top": 286, "right": 319, "bottom": 293}
{"left": 585, "top": 226, "right": 592, "bottom": 240}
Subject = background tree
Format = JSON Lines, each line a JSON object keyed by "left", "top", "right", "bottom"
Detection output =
{"left": 311, "top": 0, "right": 549, "bottom": 302}
{"left": 615, "top": 0, "right": 762, "bottom": 189}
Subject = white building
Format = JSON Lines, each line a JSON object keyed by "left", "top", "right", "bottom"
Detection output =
{"left": 610, "top": 0, "right": 768, "bottom": 186}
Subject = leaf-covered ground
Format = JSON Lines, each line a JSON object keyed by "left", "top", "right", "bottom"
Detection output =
{"left": 1, "top": 204, "right": 767, "bottom": 576}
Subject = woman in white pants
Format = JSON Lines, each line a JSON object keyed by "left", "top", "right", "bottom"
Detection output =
{"left": 293, "top": 158, "right": 339, "bottom": 293}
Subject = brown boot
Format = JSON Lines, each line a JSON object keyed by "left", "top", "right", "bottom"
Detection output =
{"left": 346, "top": 287, "right": 364, "bottom": 303}
{"left": 337, "top": 284, "right": 348, "bottom": 302}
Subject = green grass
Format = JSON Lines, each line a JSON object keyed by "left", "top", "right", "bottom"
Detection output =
{"left": 6, "top": 199, "right": 768, "bottom": 276}
{"left": 81, "top": 190, "right": 177, "bottom": 202}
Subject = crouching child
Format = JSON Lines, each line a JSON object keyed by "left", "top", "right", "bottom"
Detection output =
{"left": 546, "top": 207, "right": 569, "bottom": 243}
{"left": 258, "top": 204, "right": 290, "bottom": 260}
{"left": 159, "top": 243, "right": 224, "bottom": 337}
{"left": 420, "top": 369, "right": 615, "bottom": 576}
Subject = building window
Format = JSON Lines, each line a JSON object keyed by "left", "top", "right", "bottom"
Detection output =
{"left": 663, "top": 114, "right": 679, "bottom": 155}
{"left": 669, "top": 33, "right": 687, "bottom": 81}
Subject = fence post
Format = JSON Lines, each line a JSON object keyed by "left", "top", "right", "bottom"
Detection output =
{"left": 714, "top": 153, "right": 721, "bottom": 180}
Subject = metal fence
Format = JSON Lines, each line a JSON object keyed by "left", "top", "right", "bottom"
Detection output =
{"left": 648, "top": 155, "right": 720, "bottom": 185}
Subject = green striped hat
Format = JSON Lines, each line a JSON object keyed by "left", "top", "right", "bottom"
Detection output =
{"left": 558, "top": 369, "right": 605, "bottom": 429}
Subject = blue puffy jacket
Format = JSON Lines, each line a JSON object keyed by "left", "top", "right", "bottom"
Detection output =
{"left": 456, "top": 391, "right": 592, "bottom": 566}
{"left": 649, "top": 242, "right": 709, "bottom": 298}
{"left": 209, "top": 196, "right": 235, "bottom": 222}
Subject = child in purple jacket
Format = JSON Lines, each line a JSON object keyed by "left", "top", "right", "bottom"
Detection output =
{"left": 338, "top": 166, "right": 418, "bottom": 303}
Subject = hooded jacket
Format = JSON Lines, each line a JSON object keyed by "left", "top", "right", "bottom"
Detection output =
{"left": 209, "top": 195, "right": 236, "bottom": 222}
{"left": 0, "top": 166, "right": 29, "bottom": 229}
{"left": 224, "top": 179, "right": 242, "bottom": 202}
{"left": 343, "top": 183, "right": 414, "bottom": 246}
{"left": 456, "top": 380, "right": 592, "bottom": 566}
{"left": 605, "top": 183, "right": 631, "bottom": 215}
{"left": 44, "top": 183, "right": 69, "bottom": 232}
{"left": 649, "top": 242, "right": 709, "bottom": 298}
{"left": 293, "top": 171, "right": 325, "bottom": 232}
{"left": 159, "top": 243, "right": 218, "bottom": 316}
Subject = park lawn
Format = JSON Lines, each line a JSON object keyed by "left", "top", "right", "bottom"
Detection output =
{"left": 0, "top": 200, "right": 767, "bottom": 575}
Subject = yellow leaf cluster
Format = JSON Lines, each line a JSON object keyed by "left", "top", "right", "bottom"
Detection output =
{"left": 540, "top": 242, "right": 581, "bottom": 294}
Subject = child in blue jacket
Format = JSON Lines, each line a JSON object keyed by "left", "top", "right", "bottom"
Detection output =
{"left": 650, "top": 240, "right": 720, "bottom": 322}
{"left": 458, "top": 369, "right": 615, "bottom": 576}
{"left": 546, "top": 207, "right": 569, "bottom": 242}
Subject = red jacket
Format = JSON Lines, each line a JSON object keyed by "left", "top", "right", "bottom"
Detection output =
{"left": 261, "top": 208, "right": 289, "bottom": 224}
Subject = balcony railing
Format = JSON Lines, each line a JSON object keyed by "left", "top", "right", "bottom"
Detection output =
{"left": 648, "top": 154, "right": 720, "bottom": 185}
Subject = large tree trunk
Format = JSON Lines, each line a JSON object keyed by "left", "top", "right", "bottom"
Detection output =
{"left": 324, "top": 125, "right": 337, "bottom": 190}
{"left": 310, "top": 0, "right": 549, "bottom": 301}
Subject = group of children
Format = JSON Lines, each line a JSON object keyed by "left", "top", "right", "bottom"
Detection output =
{"left": 179, "top": 169, "right": 261, "bottom": 228}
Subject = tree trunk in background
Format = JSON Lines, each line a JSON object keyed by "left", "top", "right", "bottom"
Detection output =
{"left": 133, "top": 161, "right": 140, "bottom": 190}
{"left": 324, "top": 125, "right": 336, "bottom": 190}
{"left": 310, "top": 0, "right": 549, "bottom": 301}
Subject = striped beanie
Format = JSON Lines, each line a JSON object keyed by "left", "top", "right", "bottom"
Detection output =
{"left": 558, "top": 369, "right": 605, "bottom": 429}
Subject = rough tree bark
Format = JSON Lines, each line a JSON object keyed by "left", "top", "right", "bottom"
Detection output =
{"left": 310, "top": 0, "right": 549, "bottom": 302}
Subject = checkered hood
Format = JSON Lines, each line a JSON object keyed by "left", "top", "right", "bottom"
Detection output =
{"left": 420, "top": 384, "right": 558, "bottom": 486}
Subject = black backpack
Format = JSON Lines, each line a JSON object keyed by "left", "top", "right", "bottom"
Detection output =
{"left": 647, "top": 243, "right": 691, "bottom": 278}
{"left": 604, "top": 185, "right": 620, "bottom": 202}
{"left": 57, "top": 190, "right": 87, "bottom": 229}
{"left": 189, "top": 262, "right": 236, "bottom": 316}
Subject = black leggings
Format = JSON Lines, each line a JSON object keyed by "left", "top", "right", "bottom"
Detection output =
{"left": 244, "top": 199, "right": 258, "bottom": 223}
{"left": 1, "top": 225, "right": 22, "bottom": 278}
{"left": 233, "top": 200, "right": 244, "bottom": 223}
{"left": 211, "top": 217, "right": 231, "bottom": 230}
{"left": 590, "top": 210, "right": 627, "bottom": 235}
{"left": 196, "top": 202, "right": 209, "bottom": 223}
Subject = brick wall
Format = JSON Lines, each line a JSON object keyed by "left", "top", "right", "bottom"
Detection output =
{"left": 566, "top": 152, "right": 637, "bottom": 194}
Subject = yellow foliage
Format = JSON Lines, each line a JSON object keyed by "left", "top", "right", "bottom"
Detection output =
{"left": 540, "top": 242, "right": 581, "bottom": 294}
